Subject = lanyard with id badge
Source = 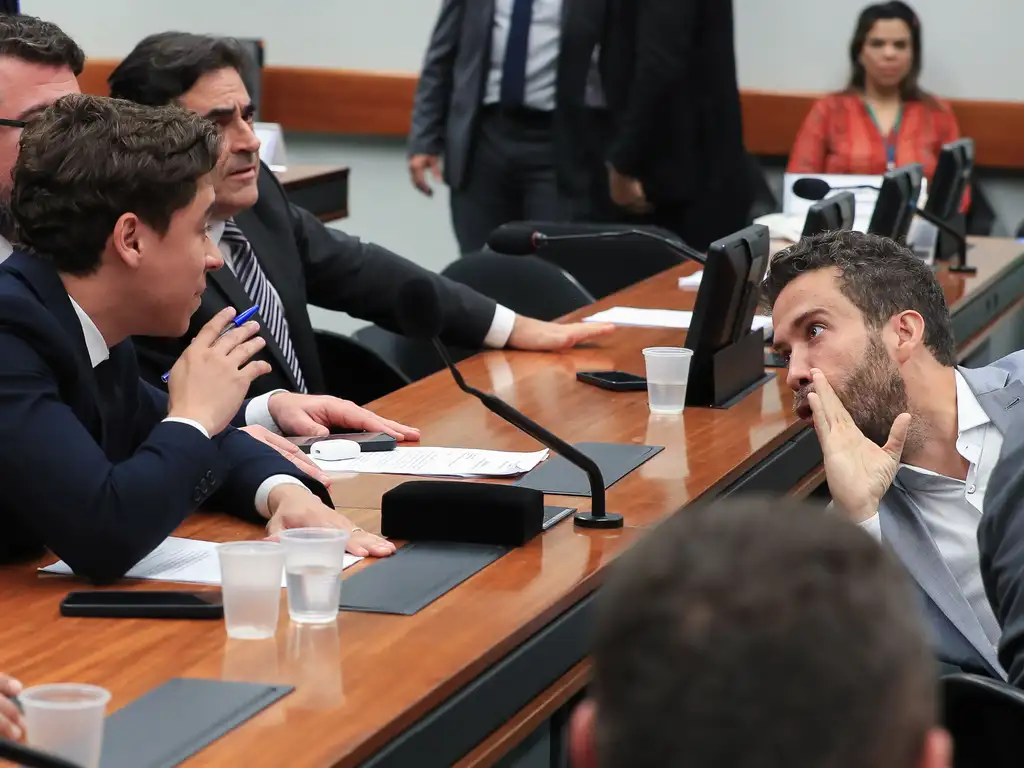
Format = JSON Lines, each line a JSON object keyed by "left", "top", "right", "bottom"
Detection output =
{"left": 866, "top": 102, "right": 903, "bottom": 171}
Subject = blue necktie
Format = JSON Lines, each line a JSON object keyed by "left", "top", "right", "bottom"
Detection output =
{"left": 500, "top": 0, "right": 535, "bottom": 106}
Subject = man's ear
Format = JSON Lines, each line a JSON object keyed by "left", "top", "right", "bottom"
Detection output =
{"left": 889, "top": 309, "right": 926, "bottom": 364}
{"left": 569, "top": 699, "right": 598, "bottom": 768}
{"left": 109, "top": 212, "right": 143, "bottom": 269}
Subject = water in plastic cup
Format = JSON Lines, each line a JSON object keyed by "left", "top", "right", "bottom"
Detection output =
{"left": 21, "top": 683, "right": 111, "bottom": 768}
{"left": 217, "top": 541, "right": 284, "bottom": 640}
{"left": 642, "top": 347, "right": 693, "bottom": 414}
{"left": 281, "top": 528, "right": 350, "bottom": 624}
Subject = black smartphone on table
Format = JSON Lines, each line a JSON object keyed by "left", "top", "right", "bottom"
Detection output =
{"left": 60, "top": 590, "right": 223, "bottom": 619}
{"left": 576, "top": 371, "right": 648, "bottom": 392}
{"left": 290, "top": 431, "right": 397, "bottom": 454}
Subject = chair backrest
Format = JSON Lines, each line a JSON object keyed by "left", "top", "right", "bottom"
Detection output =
{"left": 487, "top": 221, "right": 684, "bottom": 300}
{"left": 313, "top": 329, "right": 411, "bottom": 405}
{"left": 942, "top": 673, "right": 1024, "bottom": 767}
{"left": 441, "top": 252, "right": 595, "bottom": 321}
{"left": 352, "top": 324, "right": 455, "bottom": 383}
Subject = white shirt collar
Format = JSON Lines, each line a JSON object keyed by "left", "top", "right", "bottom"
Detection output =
{"left": 68, "top": 295, "right": 110, "bottom": 368}
{"left": 209, "top": 219, "right": 227, "bottom": 248}
{"left": 0, "top": 234, "right": 12, "bottom": 264}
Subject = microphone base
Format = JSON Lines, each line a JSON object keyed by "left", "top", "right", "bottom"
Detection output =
{"left": 573, "top": 510, "right": 625, "bottom": 529}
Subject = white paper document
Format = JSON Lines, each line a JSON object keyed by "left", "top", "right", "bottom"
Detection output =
{"left": 312, "top": 446, "right": 550, "bottom": 478}
{"left": 678, "top": 270, "right": 703, "bottom": 288}
{"left": 39, "top": 537, "right": 362, "bottom": 585}
{"left": 583, "top": 306, "right": 772, "bottom": 333}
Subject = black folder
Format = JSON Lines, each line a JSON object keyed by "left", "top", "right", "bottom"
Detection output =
{"left": 515, "top": 442, "right": 664, "bottom": 496}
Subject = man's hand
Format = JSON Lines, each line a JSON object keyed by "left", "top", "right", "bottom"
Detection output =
{"left": 240, "top": 425, "right": 331, "bottom": 487}
{"left": 807, "top": 369, "right": 910, "bottom": 522}
{"left": 508, "top": 316, "right": 616, "bottom": 351}
{"left": 0, "top": 674, "right": 24, "bottom": 740}
{"left": 409, "top": 154, "right": 443, "bottom": 196}
{"left": 167, "top": 308, "right": 272, "bottom": 435}
{"left": 265, "top": 485, "right": 396, "bottom": 558}
{"left": 267, "top": 392, "right": 420, "bottom": 442}
{"left": 608, "top": 165, "right": 652, "bottom": 214}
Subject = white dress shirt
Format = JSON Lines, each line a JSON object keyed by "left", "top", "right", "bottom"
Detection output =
{"left": 483, "top": 0, "right": 606, "bottom": 111}
{"left": 208, "top": 220, "right": 516, "bottom": 348}
{"left": 67, "top": 296, "right": 306, "bottom": 517}
{"left": 861, "top": 370, "right": 1003, "bottom": 648}
{"left": 0, "top": 234, "right": 11, "bottom": 264}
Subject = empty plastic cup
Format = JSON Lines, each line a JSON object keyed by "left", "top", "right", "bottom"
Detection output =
{"left": 20, "top": 683, "right": 110, "bottom": 768}
{"left": 217, "top": 541, "right": 284, "bottom": 640}
{"left": 642, "top": 347, "right": 694, "bottom": 414}
{"left": 281, "top": 528, "right": 350, "bottom": 624}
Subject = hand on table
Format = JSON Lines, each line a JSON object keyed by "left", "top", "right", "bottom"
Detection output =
{"left": 267, "top": 392, "right": 420, "bottom": 442}
{"left": 239, "top": 425, "right": 331, "bottom": 487}
{"left": 0, "top": 674, "right": 24, "bottom": 740}
{"left": 265, "top": 485, "right": 395, "bottom": 558}
{"left": 807, "top": 369, "right": 910, "bottom": 522}
{"left": 507, "top": 316, "right": 615, "bottom": 351}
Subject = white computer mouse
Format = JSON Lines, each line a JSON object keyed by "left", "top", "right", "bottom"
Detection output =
{"left": 310, "top": 439, "right": 361, "bottom": 462}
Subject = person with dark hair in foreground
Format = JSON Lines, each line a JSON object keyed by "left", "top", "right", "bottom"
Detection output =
{"left": 765, "top": 230, "right": 1024, "bottom": 680}
{"left": 570, "top": 499, "right": 951, "bottom": 768}
{"left": 108, "top": 32, "right": 613, "bottom": 400}
{"left": 0, "top": 94, "right": 396, "bottom": 582}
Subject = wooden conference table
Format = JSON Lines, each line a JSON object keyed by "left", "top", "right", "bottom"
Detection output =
{"left": 1, "top": 237, "right": 1022, "bottom": 768}
{"left": 277, "top": 164, "right": 350, "bottom": 222}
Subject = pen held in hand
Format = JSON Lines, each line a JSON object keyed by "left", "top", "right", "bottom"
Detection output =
{"left": 161, "top": 304, "right": 260, "bottom": 383}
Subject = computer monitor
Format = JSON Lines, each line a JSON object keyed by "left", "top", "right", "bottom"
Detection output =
{"left": 802, "top": 191, "right": 856, "bottom": 237}
{"left": 867, "top": 163, "right": 924, "bottom": 243}
{"left": 925, "top": 138, "right": 974, "bottom": 260}
{"left": 686, "top": 224, "right": 772, "bottom": 407}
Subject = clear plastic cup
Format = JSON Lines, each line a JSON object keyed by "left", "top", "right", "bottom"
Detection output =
{"left": 642, "top": 347, "right": 694, "bottom": 414}
{"left": 217, "top": 541, "right": 284, "bottom": 640}
{"left": 280, "top": 528, "right": 350, "bottom": 625}
{"left": 20, "top": 683, "right": 110, "bottom": 768}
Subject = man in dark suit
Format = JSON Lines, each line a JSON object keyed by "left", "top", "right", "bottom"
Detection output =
{"left": 409, "top": 0, "right": 611, "bottom": 253}
{"left": 106, "top": 32, "right": 613, "bottom": 398}
{"left": 0, "top": 93, "right": 397, "bottom": 582}
{"left": 600, "top": 0, "right": 753, "bottom": 251}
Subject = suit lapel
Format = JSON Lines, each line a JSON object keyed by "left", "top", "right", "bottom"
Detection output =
{"left": 208, "top": 222, "right": 300, "bottom": 391}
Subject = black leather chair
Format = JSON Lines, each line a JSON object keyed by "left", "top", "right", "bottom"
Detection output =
{"left": 487, "top": 220, "right": 686, "bottom": 300}
{"left": 941, "top": 673, "right": 1024, "bottom": 767}
{"left": 313, "top": 329, "right": 410, "bottom": 405}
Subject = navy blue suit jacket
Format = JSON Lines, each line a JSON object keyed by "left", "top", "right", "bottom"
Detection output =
{"left": 0, "top": 251, "right": 332, "bottom": 583}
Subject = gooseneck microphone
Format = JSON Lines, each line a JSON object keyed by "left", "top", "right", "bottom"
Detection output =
{"left": 791, "top": 178, "right": 880, "bottom": 201}
{"left": 487, "top": 223, "right": 707, "bottom": 266}
{"left": 396, "top": 279, "right": 624, "bottom": 529}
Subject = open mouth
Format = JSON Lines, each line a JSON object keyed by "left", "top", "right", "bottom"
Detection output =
{"left": 229, "top": 166, "right": 256, "bottom": 179}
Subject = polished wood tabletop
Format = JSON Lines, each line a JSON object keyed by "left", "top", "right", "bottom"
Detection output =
{"left": 276, "top": 163, "right": 350, "bottom": 222}
{"left": 0, "top": 237, "right": 1019, "bottom": 767}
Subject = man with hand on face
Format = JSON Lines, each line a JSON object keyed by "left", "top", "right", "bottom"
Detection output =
{"left": 765, "top": 230, "right": 1022, "bottom": 680}
{"left": 0, "top": 94, "right": 396, "bottom": 584}
{"left": 107, "top": 32, "right": 614, "bottom": 402}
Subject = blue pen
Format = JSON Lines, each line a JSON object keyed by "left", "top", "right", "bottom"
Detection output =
{"left": 161, "top": 304, "right": 260, "bottom": 383}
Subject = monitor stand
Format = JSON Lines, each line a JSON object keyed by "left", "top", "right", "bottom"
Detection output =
{"left": 687, "top": 329, "right": 775, "bottom": 409}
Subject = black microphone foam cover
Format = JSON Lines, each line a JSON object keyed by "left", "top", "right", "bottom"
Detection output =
{"left": 487, "top": 223, "right": 540, "bottom": 256}
{"left": 381, "top": 481, "right": 545, "bottom": 547}
{"left": 396, "top": 278, "right": 445, "bottom": 341}
{"left": 792, "top": 177, "right": 831, "bottom": 201}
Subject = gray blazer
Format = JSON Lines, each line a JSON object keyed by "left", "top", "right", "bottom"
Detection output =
{"left": 408, "top": 0, "right": 607, "bottom": 195}
{"left": 878, "top": 351, "right": 1024, "bottom": 679}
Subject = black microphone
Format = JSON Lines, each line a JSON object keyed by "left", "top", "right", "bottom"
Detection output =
{"left": 488, "top": 223, "right": 706, "bottom": 266}
{"left": 0, "top": 737, "right": 86, "bottom": 768}
{"left": 396, "top": 279, "right": 623, "bottom": 529}
{"left": 792, "top": 177, "right": 880, "bottom": 201}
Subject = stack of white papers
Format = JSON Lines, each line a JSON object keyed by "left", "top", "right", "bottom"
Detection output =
{"left": 678, "top": 271, "right": 703, "bottom": 288}
{"left": 311, "top": 446, "right": 549, "bottom": 477}
{"left": 39, "top": 537, "right": 362, "bottom": 585}
{"left": 583, "top": 306, "right": 772, "bottom": 333}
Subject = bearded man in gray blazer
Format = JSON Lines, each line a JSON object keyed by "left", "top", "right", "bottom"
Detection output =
{"left": 765, "top": 230, "right": 1020, "bottom": 680}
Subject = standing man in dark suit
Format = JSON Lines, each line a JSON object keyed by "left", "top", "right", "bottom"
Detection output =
{"left": 600, "top": 0, "right": 753, "bottom": 251}
{"left": 107, "top": 32, "right": 613, "bottom": 398}
{"left": 0, "top": 94, "right": 397, "bottom": 582}
{"left": 408, "top": 0, "right": 611, "bottom": 254}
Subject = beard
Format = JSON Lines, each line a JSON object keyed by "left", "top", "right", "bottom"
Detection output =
{"left": 795, "top": 334, "right": 911, "bottom": 447}
{"left": 0, "top": 185, "right": 13, "bottom": 243}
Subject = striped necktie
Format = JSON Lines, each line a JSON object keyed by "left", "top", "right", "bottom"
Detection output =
{"left": 220, "top": 219, "right": 307, "bottom": 393}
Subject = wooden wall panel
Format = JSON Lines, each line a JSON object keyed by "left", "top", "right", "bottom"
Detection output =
{"left": 79, "top": 60, "right": 1024, "bottom": 169}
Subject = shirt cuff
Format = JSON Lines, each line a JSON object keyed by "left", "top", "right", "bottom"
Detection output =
{"left": 245, "top": 390, "right": 287, "bottom": 434}
{"left": 255, "top": 475, "right": 310, "bottom": 518}
{"left": 484, "top": 304, "right": 517, "bottom": 348}
{"left": 858, "top": 513, "right": 882, "bottom": 541}
{"left": 162, "top": 417, "right": 210, "bottom": 439}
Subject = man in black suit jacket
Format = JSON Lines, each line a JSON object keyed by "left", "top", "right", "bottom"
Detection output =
{"left": 107, "top": 32, "right": 613, "bottom": 398}
{"left": 1, "top": 93, "right": 396, "bottom": 582}
{"left": 409, "top": 0, "right": 612, "bottom": 253}
{"left": 600, "top": 0, "right": 753, "bottom": 251}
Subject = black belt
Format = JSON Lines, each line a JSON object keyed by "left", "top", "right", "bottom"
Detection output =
{"left": 481, "top": 103, "right": 554, "bottom": 125}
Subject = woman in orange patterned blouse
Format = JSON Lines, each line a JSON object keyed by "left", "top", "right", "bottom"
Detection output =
{"left": 787, "top": 2, "right": 966, "bottom": 207}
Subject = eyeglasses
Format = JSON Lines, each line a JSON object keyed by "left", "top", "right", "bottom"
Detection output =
{"left": 0, "top": 118, "right": 26, "bottom": 129}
